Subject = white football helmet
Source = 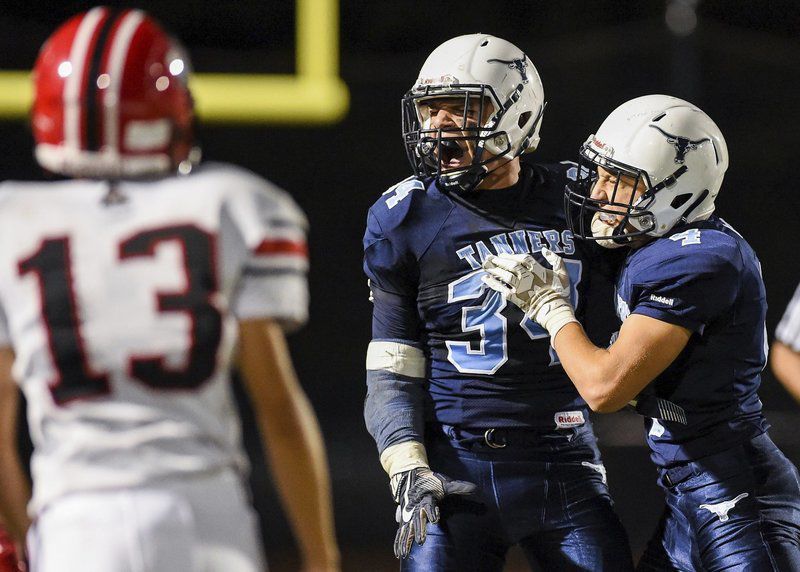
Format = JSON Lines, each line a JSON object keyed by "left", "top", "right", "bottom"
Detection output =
{"left": 565, "top": 94, "right": 728, "bottom": 242}
{"left": 402, "top": 34, "right": 545, "bottom": 192}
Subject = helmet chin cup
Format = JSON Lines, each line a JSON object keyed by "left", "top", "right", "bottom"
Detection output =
{"left": 439, "top": 165, "right": 488, "bottom": 193}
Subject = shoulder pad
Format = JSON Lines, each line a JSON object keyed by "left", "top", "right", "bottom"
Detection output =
{"left": 366, "top": 176, "right": 453, "bottom": 260}
{"left": 204, "top": 162, "right": 308, "bottom": 230}
{"left": 663, "top": 226, "right": 738, "bottom": 257}
{"left": 0, "top": 180, "right": 11, "bottom": 201}
{"left": 368, "top": 176, "right": 441, "bottom": 234}
{"left": 633, "top": 227, "right": 740, "bottom": 279}
{"left": 195, "top": 162, "right": 279, "bottom": 194}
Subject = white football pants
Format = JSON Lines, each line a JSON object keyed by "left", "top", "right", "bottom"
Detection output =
{"left": 27, "top": 469, "right": 266, "bottom": 572}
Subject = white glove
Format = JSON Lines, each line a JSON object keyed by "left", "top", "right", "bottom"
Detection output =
{"left": 482, "top": 249, "right": 579, "bottom": 340}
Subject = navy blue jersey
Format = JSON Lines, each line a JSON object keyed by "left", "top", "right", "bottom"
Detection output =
{"left": 364, "top": 162, "right": 603, "bottom": 430}
{"left": 616, "top": 215, "right": 770, "bottom": 467}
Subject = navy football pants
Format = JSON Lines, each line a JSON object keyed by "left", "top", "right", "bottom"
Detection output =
{"left": 638, "top": 432, "right": 800, "bottom": 571}
{"left": 402, "top": 423, "right": 634, "bottom": 571}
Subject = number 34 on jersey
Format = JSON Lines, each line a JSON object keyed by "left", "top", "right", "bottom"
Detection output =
{"left": 445, "top": 260, "right": 582, "bottom": 374}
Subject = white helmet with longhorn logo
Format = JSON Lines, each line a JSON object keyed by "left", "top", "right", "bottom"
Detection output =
{"left": 402, "top": 34, "right": 545, "bottom": 192}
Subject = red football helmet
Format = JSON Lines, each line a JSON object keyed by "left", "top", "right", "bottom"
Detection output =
{"left": 32, "top": 7, "right": 195, "bottom": 178}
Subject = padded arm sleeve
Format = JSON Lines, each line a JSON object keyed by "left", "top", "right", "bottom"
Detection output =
{"left": 363, "top": 207, "right": 428, "bottom": 455}
{"left": 365, "top": 340, "right": 429, "bottom": 455}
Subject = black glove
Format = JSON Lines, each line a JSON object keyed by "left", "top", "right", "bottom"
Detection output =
{"left": 391, "top": 467, "right": 477, "bottom": 559}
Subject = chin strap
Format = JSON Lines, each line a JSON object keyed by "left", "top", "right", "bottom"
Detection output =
{"left": 649, "top": 165, "right": 688, "bottom": 193}
{"left": 610, "top": 215, "right": 633, "bottom": 245}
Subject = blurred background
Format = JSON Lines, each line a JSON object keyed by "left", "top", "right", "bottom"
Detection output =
{"left": 1, "top": 1, "right": 799, "bottom": 570}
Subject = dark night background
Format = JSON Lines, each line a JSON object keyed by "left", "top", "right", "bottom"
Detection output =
{"left": 1, "top": 1, "right": 799, "bottom": 570}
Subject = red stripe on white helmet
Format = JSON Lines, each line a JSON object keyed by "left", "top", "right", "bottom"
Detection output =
{"left": 103, "top": 10, "right": 145, "bottom": 157}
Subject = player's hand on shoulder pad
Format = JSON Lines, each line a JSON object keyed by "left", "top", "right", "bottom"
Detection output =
{"left": 482, "top": 249, "right": 578, "bottom": 340}
{"left": 391, "top": 467, "right": 476, "bottom": 559}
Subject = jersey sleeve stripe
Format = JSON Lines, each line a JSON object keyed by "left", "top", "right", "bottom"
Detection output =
{"left": 366, "top": 341, "right": 427, "bottom": 378}
{"left": 254, "top": 238, "right": 308, "bottom": 257}
{"left": 244, "top": 255, "right": 308, "bottom": 272}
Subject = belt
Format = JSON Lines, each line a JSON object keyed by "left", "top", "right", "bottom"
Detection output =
{"left": 662, "top": 463, "right": 695, "bottom": 487}
{"left": 437, "top": 424, "right": 583, "bottom": 449}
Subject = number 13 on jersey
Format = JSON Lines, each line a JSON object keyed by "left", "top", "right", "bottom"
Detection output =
{"left": 18, "top": 225, "right": 222, "bottom": 405}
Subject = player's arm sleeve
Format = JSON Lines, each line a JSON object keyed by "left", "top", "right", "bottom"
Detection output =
{"left": 363, "top": 210, "right": 429, "bottom": 472}
{"left": 224, "top": 180, "right": 309, "bottom": 332}
{"left": 630, "top": 247, "right": 740, "bottom": 333}
{"left": 776, "top": 282, "right": 800, "bottom": 352}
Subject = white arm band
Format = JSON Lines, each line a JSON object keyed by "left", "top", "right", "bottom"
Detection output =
{"left": 366, "top": 341, "right": 427, "bottom": 377}
{"left": 379, "top": 441, "right": 429, "bottom": 477}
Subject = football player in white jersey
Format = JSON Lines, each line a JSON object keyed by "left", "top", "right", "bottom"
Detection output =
{"left": 772, "top": 281, "right": 800, "bottom": 404}
{"left": 0, "top": 8, "right": 340, "bottom": 572}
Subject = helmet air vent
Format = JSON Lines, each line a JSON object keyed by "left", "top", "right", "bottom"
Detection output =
{"left": 670, "top": 193, "right": 692, "bottom": 209}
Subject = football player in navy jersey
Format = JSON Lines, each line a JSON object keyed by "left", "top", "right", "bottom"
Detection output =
{"left": 483, "top": 94, "right": 800, "bottom": 570}
{"left": 363, "top": 34, "right": 633, "bottom": 570}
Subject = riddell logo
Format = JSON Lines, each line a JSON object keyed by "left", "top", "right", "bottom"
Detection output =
{"left": 554, "top": 410, "right": 585, "bottom": 429}
{"left": 650, "top": 294, "right": 674, "bottom": 306}
{"left": 591, "top": 137, "right": 614, "bottom": 157}
{"left": 418, "top": 74, "right": 458, "bottom": 86}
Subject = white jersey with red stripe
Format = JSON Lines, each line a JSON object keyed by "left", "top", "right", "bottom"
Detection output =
{"left": 0, "top": 162, "right": 308, "bottom": 515}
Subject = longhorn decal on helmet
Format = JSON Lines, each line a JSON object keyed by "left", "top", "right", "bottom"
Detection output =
{"left": 649, "top": 125, "right": 711, "bottom": 165}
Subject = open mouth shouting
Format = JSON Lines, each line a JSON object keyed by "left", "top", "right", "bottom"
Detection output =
{"left": 438, "top": 138, "right": 467, "bottom": 169}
